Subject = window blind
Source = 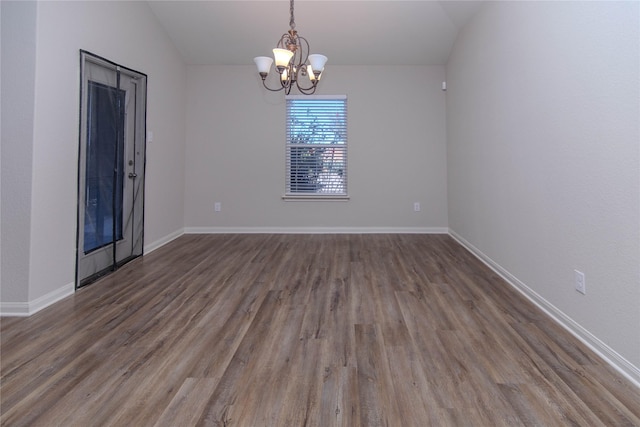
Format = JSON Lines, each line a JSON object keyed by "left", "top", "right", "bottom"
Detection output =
{"left": 285, "top": 95, "right": 347, "bottom": 197}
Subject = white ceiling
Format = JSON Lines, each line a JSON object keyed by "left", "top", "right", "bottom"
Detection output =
{"left": 147, "top": 1, "right": 485, "bottom": 66}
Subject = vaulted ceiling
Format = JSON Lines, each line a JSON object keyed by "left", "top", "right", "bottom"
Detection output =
{"left": 147, "top": 1, "right": 484, "bottom": 66}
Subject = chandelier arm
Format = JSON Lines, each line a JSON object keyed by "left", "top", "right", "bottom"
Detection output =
{"left": 260, "top": 66, "right": 301, "bottom": 92}
{"left": 260, "top": 77, "right": 286, "bottom": 92}
{"left": 294, "top": 79, "right": 317, "bottom": 93}
{"left": 292, "top": 63, "right": 318, "bottom": 92}
{"left": 295, "top": 80, "right": 318, "bottom": 95}
{"left": 296, "top": 35, "right": 311, "bottom": 65}
{"left": 277, "top": 33, "right": 291, "bottom": 50}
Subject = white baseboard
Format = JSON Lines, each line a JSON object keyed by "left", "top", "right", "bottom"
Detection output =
{"left": 0, "top": 301, "right": 30, "bottom": 317}
{"left": 1, "top": 282, "right": 75, "bottom": 317}
{"left": 144, "top": 228, "right": 185, "bottom": 254}
{"left": 448, "top": 229, "right": 640, "bottom": 388}
{"left": 184, "top": 226, "right": 449, "bottom": 234}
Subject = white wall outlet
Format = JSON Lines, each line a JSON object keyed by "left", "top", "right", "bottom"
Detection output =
{"left": 414, "top": 202, "right": 421, "bottom": 212}
{"left": 574, "top": 269, "right": 586, "bottom": 295}
{"left": 214, "top": 202, "right": 221, "bottom": 212}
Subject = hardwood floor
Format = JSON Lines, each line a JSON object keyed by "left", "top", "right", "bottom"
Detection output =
{"left": 1, "top": 234, "right": 639, "bottom": 426}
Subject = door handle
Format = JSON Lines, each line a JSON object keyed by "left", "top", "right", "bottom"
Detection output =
{"left": 128, "top": 172, "right": 137, "bottom": 179}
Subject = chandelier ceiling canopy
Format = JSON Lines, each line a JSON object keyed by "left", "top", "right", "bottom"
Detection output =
{"left": 253, "top": 0, "right": 327, "bottom": 95}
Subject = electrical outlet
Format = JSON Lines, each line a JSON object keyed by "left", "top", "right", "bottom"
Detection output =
{"left": 214, "top": 202, "right": 221, "bottom": 212}
{"left": 574, "top": 270, "right": 586, "bottom": 295}
{"left": 414, "top": 202, "right": 421, "bottom": 212}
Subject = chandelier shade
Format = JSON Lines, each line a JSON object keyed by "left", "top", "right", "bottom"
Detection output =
{"left": 253, "top": 56, "right": 274, "bottom": 74}
{"left": 253, "top": 0, "right": 327, "bottom": 95}
{"left": 307, "top": 54, "right": 328, "bottom": 71}
{"left": 273, "top": 48, "right": 295, "bottom": 69}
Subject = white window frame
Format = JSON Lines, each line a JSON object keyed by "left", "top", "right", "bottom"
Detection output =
{"left": 283, "top": 95, "right": 348, "bottom": 201}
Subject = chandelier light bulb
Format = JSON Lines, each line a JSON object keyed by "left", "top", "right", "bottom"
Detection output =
{"left": 307, "top": 65, "right": 316, "bottom": 81}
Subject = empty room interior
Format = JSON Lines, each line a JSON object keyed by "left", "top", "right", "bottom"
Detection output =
{"left": 1, "top": 0, "right": 639, "bottom": 425}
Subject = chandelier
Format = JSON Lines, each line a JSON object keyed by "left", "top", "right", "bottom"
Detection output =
{"left": 253, "top": 0, "right": 327, "bottom": 95}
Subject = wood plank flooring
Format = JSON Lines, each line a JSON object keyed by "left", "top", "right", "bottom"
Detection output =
{"left": 1, "top": 234, "right": 639, "bottom": 426}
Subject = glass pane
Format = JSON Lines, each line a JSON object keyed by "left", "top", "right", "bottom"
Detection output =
{"left": 83, "top": 81, "right": 125, "bottom": 253}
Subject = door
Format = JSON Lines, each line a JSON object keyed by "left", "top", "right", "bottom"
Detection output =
{"left": 76, "top": 51, "right": 147, "bottom": 287}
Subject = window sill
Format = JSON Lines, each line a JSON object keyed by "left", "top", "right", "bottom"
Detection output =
{"left": 282, "top": 194, "right": 350, "bottom": 202}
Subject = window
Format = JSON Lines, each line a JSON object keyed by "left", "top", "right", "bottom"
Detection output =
{"left": 285, "top": 95, "right": 348, "bottom": 199}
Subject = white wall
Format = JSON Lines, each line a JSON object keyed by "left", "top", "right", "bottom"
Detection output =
{"left": 1, "top": 1, "right": 38, "bottom": 304}
{"left": 185, "top": 65, "right": 448, "bottom": 231}
{"left": 447, "top": 1, "right": 640, "bottom": 378}
{"left": 0, "top": 1, "right": 187, "bottom": 312}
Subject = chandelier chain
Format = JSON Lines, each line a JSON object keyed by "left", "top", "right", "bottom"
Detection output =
{"left": 289, "top": 0, "right": 296, "bottom": 30}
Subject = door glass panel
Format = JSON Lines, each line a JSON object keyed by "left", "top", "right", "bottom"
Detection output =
{"left": 83, "top": 81, "right": 125, "bottom": 253}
